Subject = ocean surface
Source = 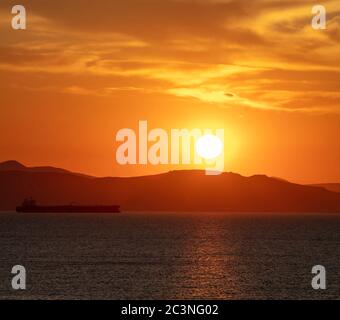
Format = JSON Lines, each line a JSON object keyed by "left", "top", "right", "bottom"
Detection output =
{"left": 0, "top": 212, "right": 339, "bottom": 300}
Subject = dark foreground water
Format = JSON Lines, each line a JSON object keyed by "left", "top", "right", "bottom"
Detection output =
{"left": 0, "top": 212, "right": 339, "bottom": 300}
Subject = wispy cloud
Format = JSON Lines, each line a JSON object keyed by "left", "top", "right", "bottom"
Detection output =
{"left": 0, "top": 0, "right": 339, "bottom": 113}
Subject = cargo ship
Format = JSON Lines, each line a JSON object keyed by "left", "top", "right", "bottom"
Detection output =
{"left": 16, "top": 199, "right": 120, "bottom": 213}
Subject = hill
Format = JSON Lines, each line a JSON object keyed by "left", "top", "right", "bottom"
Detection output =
{"left": 311, "top": 183, "right": 340, "bottom": 194}
{"left": 0, "top": 160, "right": 91, "bottom": 177}
{"left": 1, "top": 161, "right": 340, "bottom": 212}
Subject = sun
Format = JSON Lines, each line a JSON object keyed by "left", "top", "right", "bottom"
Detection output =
{"left": 195, "top": 134, "right": 223, "bottom": 160}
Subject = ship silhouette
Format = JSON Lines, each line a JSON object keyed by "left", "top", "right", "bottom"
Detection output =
{"left": 3, "top": 161, "right": 340, "bottom": 213}
{"left": 16, "top": 198, "right": 120, "bottom": 213}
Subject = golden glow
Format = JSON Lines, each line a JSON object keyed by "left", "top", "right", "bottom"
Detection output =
{"left": 195, "top": 135, "right": 223, "bottom": 160}
{"left": 0, "top": 0, "right": 340, "bottom": 183}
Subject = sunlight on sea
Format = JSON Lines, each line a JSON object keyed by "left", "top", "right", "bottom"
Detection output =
{"left": 0, "top": 212, "right": 339, "bottom": 299}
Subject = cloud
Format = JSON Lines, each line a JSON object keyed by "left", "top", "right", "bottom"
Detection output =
{"left": 0, "top": 0, "right": 339, "bottom": 113}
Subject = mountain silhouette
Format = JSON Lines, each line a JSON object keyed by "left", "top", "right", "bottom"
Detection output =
{"left": 0, "top": 160, "right": 26, "bottom": 171}
{"left": 311, "top": 183, "right": 340, "bottom": 194}
{"left": 0, "top": 160, "right": 91, "bottom": 177}
{"left": 1, "top": 161, "right": 340, "bottom": 212}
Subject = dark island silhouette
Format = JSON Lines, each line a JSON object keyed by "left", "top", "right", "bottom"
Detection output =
{"left": 311, "top": 183, "right": 340, "bottom": 194}
{"left": 1, "top": 160, "right": 340, "bottom": 212}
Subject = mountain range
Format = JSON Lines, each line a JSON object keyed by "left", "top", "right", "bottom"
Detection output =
{"left": 0, "top": 160, "right": 340, "bottom": 212}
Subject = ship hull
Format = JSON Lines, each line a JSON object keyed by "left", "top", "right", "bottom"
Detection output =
{"left": 16, "top": 205, "right": 120, "bottom": 213}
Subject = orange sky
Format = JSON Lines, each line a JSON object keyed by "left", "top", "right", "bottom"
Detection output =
{"left": 1, "top": 0, "right": 340, "bottom": 183}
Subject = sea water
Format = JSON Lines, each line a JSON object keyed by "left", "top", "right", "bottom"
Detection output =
{"left": 0, "top": 212, "right": 339, "bottom": 299}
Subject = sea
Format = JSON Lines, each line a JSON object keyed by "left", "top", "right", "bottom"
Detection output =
{"left": 0, "top": 212, "right": 339, "bottom": 300}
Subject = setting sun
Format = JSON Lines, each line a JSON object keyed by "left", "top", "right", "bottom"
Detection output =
{"left": 195, "top": 135, "right": 223, "bottom": 160}
{"left": 1, "top": 0, "right": 340, "bottom": 183}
